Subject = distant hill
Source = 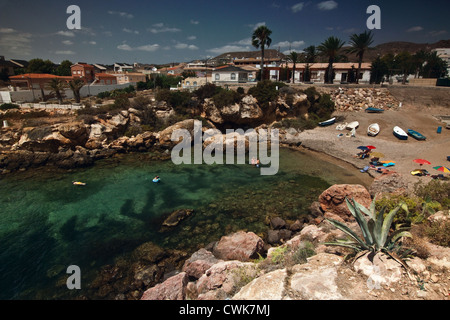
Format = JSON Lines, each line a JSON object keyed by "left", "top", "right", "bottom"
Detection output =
{"left": 362, "top": 39, "right": 450, "bottom": 61}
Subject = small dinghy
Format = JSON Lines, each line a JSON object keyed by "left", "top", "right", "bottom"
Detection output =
{"left": 318, "top": 117, "right": 336, "bottom": 127}
{"left": 367, "top": 123, "right": 380, "bottom": 137}
{"left": 346, "top": 121, "right": 359, "bottom": 130}
{"left": 408, "top": 129, "right": 426, "bottom": 141}
{"left": 393, "top": 126, "right": 408, "bottom": 140}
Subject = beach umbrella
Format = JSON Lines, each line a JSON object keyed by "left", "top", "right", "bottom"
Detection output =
{"left": 433, "top": 166, "right": 450, "bottom": 173}
{"left": 357, "top": 146, "right": 369, "bottom": 151}
{"left": 366, "top": 146, "right": 376, "bottom": 150}
{"left": 413, "top": 159, "right": 431, "bottom": 166}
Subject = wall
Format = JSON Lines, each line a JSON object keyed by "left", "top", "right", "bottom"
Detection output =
{"left": 408, "top": 78, "right": 437, "bottom": 87}
{"left": 0, "top": 83, "right": 135, "bottom": 103}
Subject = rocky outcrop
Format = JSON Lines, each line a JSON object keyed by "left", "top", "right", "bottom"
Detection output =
{"left": 140, "top": 272, "right": 189, "bottom": 300}
{"left": 369, "top": 172, "right": 408, "bottom": 197}
{"left": 318, "top": 184, "right": 372, "bottom": 222}
{"left": 212, "top": 231, "right": 265, "bottom": 262}
{"left": 331, "top": 87, "right": 399, "bottom": 112}
{"left": 161, "top": 209, "right": 194, "bottom": 228}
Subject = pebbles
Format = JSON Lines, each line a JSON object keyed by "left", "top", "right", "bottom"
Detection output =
{"left": 331, "top": 88, "right": 400, "bottom": 112}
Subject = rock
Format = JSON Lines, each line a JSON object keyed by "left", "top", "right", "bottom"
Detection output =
{"left": 428, "top": 210, "right": 450, "bottom": 223}
{"left": 182, "top": 249, "right": 223, "bottom": 280}
{"left": 57, "top": 121, "right": 89, "bottom": 145}
{"left": 140, "top": 272, "right": 189, "bottom": 300}
{"left": 270, "top": 217, "right": 286, "bottom": 230}
{"left": 162, "top": 209, "right": 194, "bottom": 228}
{"left": 196, "top": 260, "right": 257, "bottom": 299}
{"left": 299, "top": 224, "right": 329, "bottom": 243}
{"left": 213, "top": 231, "right": 265, "bottom": 262}
{"left": 232, "top": 269, "right": 287, "bottom": 300}
{"left": 369, "top": 172, "right": 408, "bottom": 197}
{"left": 318, "top": 184, "right": 372, "bottom": 222}
{"left": 131, "top": 242, "right": 166, "bottom": 264}
{"left": 159, "top": 119, "right": 197, "bottom": 148}
{"left": 289, "top": 254, "right": 344, "bottom": 300}
{"left": 353, "top": 252, "right": 403, "bottom": 289}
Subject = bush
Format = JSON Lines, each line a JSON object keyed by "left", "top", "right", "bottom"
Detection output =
{"left": 113, "top": 93, "right": 131, "bottom": 109}
{"left": 424, "top": 220, "right": 450, "bottom": 247}
{"left": 291, "top": 241, "right": 316, "bottom": 264}
{"left": 414, "top": 180, "right": 450, "bottom": 209}
{"left": 212, "top": 89, "right": 241, "bottom": 108}
{"left": 194, "top": 83, "right": 221, "bottom": 101}
{"left": 0, "top": 103, "right": 20, "bottom": 110}
{"left": 248, "top": 80, "right": 282, "bottom": 108}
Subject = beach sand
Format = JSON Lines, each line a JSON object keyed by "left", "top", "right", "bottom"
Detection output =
{"left": 296, "top": 102, "right": 450, "bottom": 191}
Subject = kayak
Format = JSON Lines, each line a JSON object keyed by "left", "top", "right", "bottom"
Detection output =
{"left": 407, "top": 129, "right": 426, "bottom": 141}
{"left": 318, "top": 117, "right": 336, "bottom": 127}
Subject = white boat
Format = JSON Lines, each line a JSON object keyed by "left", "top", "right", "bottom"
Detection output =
{"left": 346, "top": 121, "right": 359, "bottom": 130}
{"left": 393, "top": 126, "right": 408, "bottom": 140}
{"left": 318, "top": 117, "right": 336, "bottom": 127}
{"left": 368, "top": 123, "right": 380, "bottom": 137}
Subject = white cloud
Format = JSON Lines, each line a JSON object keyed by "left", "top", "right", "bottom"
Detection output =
{"left": 123, "top": 28, "right": 139, "bottom": 35}
{"left": 0, "top": 28, "right": 15, "bottom": 33}
{"left": 117, "top": 43, "right": 160, "bottom": 52}
{"left": 407, "top": 26, "right": 424, "bottom": 32}
{"left": 187, "top": 35, "right": 197, "bottom": 40}
{"left": 274, "top": 40, "right": 305, "bottom": 48}
{"left": 174, "top": 43, "right": 199, "bottom": 50}
{"left": 207, "top": 45, "right": 252, "bottom": 55}
{"left": 55, "top": 50, "right": 75, "bottom": 55}
{"left": 317, "top": 1, "right": 338, "bottom": 11}
{"left": 291, "top": 3, "right": 304, "bottom": 13}
{"left": 248, "top": 22, "right": 266, "bottom": 30}
{"left": 148, "top": 23, "right": 181, "bottom": 34}
{"left": 56, "top": 30, "right": 75, "bottom": 37}
{"left": 233, "top": 38, "right": 252, "bottom": 46}
{"left": 62, "top": 40, "right": 73, "bottom": 45}
{"left": 190, "top": 20, "right": 199, "bottom": 25}
{"left": 0, "top": 29, "right": 32, "bottom": 55}
{"left": 89, "top": 41, "right": 97, "bottom": 45}
{"left": 429, "top": 30, "right": 447, "bottom": 37}
{"left": 108, "top": 11, "right": 134, "bottom": 19}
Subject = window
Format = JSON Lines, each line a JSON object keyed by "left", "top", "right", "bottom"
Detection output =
{"left": 186, "top": 81, "right": 190, "bottom": 86}
{"left": 231, "top": 73, "right": 236, "bottom": 80}
{"left": 193, "top": 81, "right": 197, "bottom": 86}
{"left": 215, "top": 73, "right": 220, "bottom": 81}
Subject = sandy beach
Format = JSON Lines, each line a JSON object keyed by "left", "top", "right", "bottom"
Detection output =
{"left": 296, "top": 100, "right": 450, "bottom": 191}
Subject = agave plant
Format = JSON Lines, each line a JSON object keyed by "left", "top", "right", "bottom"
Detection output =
{"left": 325, "top": 197, "right": 412, "bottom": 257}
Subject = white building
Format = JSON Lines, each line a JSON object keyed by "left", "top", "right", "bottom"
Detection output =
{"left": 212, "top": 65, "right": 249, "bottom": 84}
{"left": 434, "top": 48, "right": 450, "bottom": 76}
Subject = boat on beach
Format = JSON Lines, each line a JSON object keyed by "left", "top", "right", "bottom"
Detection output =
{"left": 318, "top": 117, "right": 336, "bottom": 127}
{"left": 393, "top": 126, "right": 408, "bottom": 140}
{"left": 408, "top": 129, "right": 426, "bottom": 141}
{"left": 346, "top": 121, "right": 359, "bottom": 130}
{"left": 365, "top": 107, "right": 385, "bottom": 113}
{"left": 367, "top": 123, "right": 380, "bottom": 137}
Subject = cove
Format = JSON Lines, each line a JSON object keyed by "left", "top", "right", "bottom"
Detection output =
{"left": 0, "top": 148, "right": 369, "bottom": 299}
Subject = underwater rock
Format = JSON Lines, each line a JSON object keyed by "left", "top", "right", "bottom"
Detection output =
{"left": 162, "top": 209, "right": 194, "bottom": 228}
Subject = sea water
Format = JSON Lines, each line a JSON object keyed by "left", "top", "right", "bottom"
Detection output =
{"left": 0, "top": 148, "right": 367, "bottom": 299}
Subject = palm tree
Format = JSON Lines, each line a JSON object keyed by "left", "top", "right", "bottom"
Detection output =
{"left": 68, "top": 79, "right": 85, "bottom": 103}
{"left": 318, "top": 36, "right": 345, "bottom": 84}
{"left": 288, "top": 51, "right": 300, "bottom": 83}
{"left": 304, "top": 45, "right": 318, "bottom": 64}
{"left": 46, "top": 78, "right": 67, "bottom": 104}
{"left": 346, "top": 31, "right": 374, "bottom": 83}
{"left": 252, "top": 25, "right": 272, "bottom": 81}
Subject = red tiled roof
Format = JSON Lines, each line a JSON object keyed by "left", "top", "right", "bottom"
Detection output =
{"left": 10, "top": 73, "right": 74, "bottom": 80}
{"left": 95, "top": 73, "right": 116, "bottom": 79}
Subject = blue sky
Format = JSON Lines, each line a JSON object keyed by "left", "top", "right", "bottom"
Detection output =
{"left": 0, "top": 0, "right": 449, "bottom": 65}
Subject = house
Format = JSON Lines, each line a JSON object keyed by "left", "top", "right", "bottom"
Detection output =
{"left": 212, "top": 65, "right": 249, "bottom": 84}
{"left": 181, "top": 76, "right": 207, "bottom": 90}
{"left": 112, "top": 72, "right": 147, "bottom": 84}
{"left": 71, "top": 62, "right": 95, "bottom": 83}
{"left": 434, "top": 48, "right": 450, "bottom": 75}
{"left": 94, "top": 73, "right": 117, "bottom": 85}
{"left": 267, "top": 62, "right": 372, "bottom": 83}
{"left": 92, "top": 64, "right": 109, "bottom": 74}
{"left": 9, "top": 73, "right": 73, "bottom": 91}
{"left": 114, "top": 63, "right": 134, "bottom": 73}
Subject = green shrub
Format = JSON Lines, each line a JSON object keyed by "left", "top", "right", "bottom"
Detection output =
{"left": 277, "top": 117, "right": 318, "bottom": 131}
{"left": 212, "top": 89, "right": 241, "bottom": 108}
{"left": 194, "top": 83, "right": 222, "bottom": 101}
{"left": 425, "top": 220, "right": 450, "bottom": 247}
{"left": 113, "top": 93, "right": 131, "bottom": 109}
{"left": 247, "top": 80, "right": 282, "bottom": 108}
{"left": 291, "top": 241, "right": 316, "bottom": 264}
{"left": 414, "top": 180, "right": 450, "bottom": 209}
{"left": 0, "top": 103, "right": 20, "bottom": 110}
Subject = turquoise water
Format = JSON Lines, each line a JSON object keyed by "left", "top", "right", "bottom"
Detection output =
{"left": 0, "top": 148, "right": 367, "bottom": 299}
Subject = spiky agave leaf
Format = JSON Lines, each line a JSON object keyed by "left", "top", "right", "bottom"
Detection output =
{"left": 346, "top": 198, "right": 374, "bottom": 246}
{"left": 380, "top": 205, "right": 401, "bottom": 247}
{"left": 325, "top": 218, "right": 370, "bottom": 251}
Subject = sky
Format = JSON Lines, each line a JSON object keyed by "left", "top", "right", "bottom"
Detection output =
{"left": 0, "top": 0, "right": 449, "bottom": 65}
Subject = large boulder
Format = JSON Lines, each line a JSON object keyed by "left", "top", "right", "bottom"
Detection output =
{"left": 158, "top": 119, "right": 197, "bottom": 148}
{"left": 57, "top": 121, "right": 89, "bottom": 145}
{"left": 212, "top": 231, "right": 265, "bottom": 262}
{"left": 369, "top": 172, "right": 408, "bottom": 197}
{"left": 140, "top": 272, "right": 189, "bottom": 300}
{"left": 318, "top": 184, "right": 372, "bottom": 222}
{"left": 182, "top": 249, "right": 223, "bottom": 280}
